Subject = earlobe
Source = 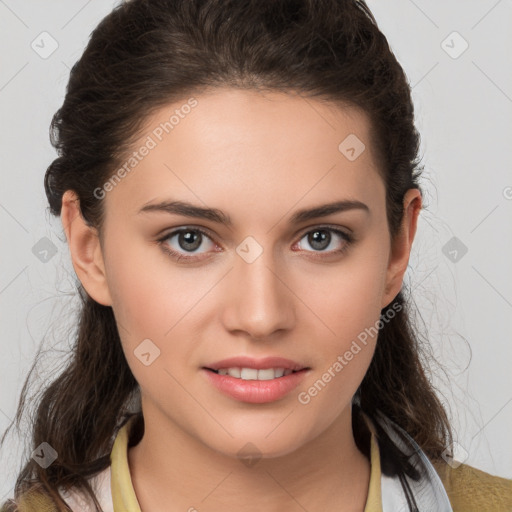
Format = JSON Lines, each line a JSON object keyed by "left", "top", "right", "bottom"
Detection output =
{"left": 381, "top": 189, "right": 422, "bottom": 309}
{"left": 61, "top": 190, "right": 112, "bottom": 306}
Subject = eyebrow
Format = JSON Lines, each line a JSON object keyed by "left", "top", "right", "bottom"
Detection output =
{"left": 138, "top": 199, "right": 369, "bottom": 226}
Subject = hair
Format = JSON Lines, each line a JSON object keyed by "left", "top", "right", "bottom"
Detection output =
{"left": 1, "top": 0, "right": 453, "bottom": 510}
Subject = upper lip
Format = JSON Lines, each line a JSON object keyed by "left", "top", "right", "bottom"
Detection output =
{"left": 204, "top": 356, "right": 308, "bottom": 372}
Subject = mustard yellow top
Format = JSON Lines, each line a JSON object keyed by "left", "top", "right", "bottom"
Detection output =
{"left": 10, "top": 414, "right": 512, "bottom": 512}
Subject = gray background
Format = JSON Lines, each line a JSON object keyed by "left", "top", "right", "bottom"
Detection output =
{"left": 1, "top": 0, "right": 511, "bottom": 502}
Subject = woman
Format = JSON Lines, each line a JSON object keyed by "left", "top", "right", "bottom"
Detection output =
{"left": 2, "top": 0, "right": 511, "bottom": 511}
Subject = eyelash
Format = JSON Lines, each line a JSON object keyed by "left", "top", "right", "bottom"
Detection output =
{"left": 156, "top": 225, "right": 354, "bottom": 263}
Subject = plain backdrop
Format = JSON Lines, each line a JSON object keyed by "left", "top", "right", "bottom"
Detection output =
{"left": 1, "top": 0, "right": 511, "bottom": 503}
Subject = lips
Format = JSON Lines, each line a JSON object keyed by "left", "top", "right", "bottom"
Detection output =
{"left": 202, "top": 356, "right": 310, "bottom": 403}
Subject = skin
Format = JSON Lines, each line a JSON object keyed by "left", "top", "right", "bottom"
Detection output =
{"left": 61, "top": 87, "right": 421, "bottom": 512}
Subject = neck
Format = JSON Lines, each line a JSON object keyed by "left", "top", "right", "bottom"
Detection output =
{"left": 127, "top": 404, "right": 371, "bottom": 512}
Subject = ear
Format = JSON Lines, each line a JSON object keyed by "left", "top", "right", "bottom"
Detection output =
{"left": 61, "top": 190, "right": 112, "bottom": 306}
{"left": 381, "top": 188, "right": 422, "bottom": 309}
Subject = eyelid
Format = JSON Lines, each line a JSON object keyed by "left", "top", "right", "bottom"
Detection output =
{"left": 156, "top": 224, "right": 216, "bottom": 239}
{"left": 295, "top": 223, "right": 353, "bottom": 239}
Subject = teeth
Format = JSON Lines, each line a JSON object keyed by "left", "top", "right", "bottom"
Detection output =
{"left": 227, "top": 367, "right": 241, "bottom": 378}
{"left": 240, "top": 368, "right": 258, "bottom": 380}
{"left": 255, "top": 368, "right": 275, "bottom": 380}
{"left": 214, "top": 367, "right": 295, "bottom": 380}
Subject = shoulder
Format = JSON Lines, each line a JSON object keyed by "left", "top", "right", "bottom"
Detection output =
{"left": 432, "top": 459, "right": 512, "bottom": 512}
{"left": 3, "top": 490, "right": 57, "bottom": 512}
{"left": 59, "top": 466, "right": 113, "bottom": 512}
{"left": 5, "top": 466, "right": 113, "bottom": 512}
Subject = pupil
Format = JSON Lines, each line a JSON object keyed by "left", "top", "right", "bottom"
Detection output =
{"left": 180, "top": 230, "right": 201, "bottom": 251}
{"left": 309, "top": 230, "right": 330, "bottom": 250}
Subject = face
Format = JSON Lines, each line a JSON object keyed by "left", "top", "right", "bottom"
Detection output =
{"left": 67, "top": 87, "right": 419, "bottom": 459}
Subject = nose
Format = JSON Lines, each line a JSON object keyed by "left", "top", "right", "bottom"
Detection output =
{"left": 221, "top": 247, "right": 296, "bottom": 341}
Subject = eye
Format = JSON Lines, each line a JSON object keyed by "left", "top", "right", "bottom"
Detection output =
{"left": 294, "top": 226, "right": 353, "bottom": 256}
{"left": 157, "top": 225, "right": 354, "bottom": 263}
{"left": 157, "top": 227, "right": 218, "bottom": 261}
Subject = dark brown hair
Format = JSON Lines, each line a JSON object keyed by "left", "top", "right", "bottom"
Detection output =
{"left": 1, "top": 0, "right": 452, "bottom": 510}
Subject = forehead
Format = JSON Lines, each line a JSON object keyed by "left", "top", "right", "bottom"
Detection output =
{"left": 102, "top": 87, "right": 385, "bottom": 224}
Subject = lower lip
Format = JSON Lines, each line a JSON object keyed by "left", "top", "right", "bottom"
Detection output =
{"left": 202, "top": 368, "right": 309, "bottom": 403}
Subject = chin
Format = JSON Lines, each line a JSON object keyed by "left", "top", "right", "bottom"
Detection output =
{"left": 204, "top": 425, "right": 315, "bottom": 462}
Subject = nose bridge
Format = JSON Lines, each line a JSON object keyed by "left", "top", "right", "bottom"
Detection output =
{"left": 224, "top": 236, "right": 295, "bottom": 338}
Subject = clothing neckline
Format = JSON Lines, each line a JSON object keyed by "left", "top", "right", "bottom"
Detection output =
{"left": 109, "top": 413, "right": 383, "bottom": 512}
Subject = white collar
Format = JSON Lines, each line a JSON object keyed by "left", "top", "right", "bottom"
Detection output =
{"left": 374, "top": 412, "right": 454, "bottom": 511}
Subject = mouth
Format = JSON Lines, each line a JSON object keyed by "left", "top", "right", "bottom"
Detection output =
{"left": 203, "top": 356, "right": 309, "bottom": 382}
{"left": 203, "top": 367, "right": 306, "bottom": 380}
{"left": 201, "top": 360, "right": 310, "bottom": 403}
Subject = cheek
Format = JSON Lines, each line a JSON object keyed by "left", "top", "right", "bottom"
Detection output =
{"left": 293, "top": 257, "right": 386, "bottom": 426}
{"left": 103, "top": 238, "right": 210, "bottom": 376}
{"left": 103, "top": 244, "right": 193, "bottom": 398}
{"left": 294, "top": 248, "right": 388, "bottom": 346}
{"left": 105, "top": 237, "right": 183, "bottom": 334}
{"left": 290, "top": 241, "right": 389, "bottom": 408}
